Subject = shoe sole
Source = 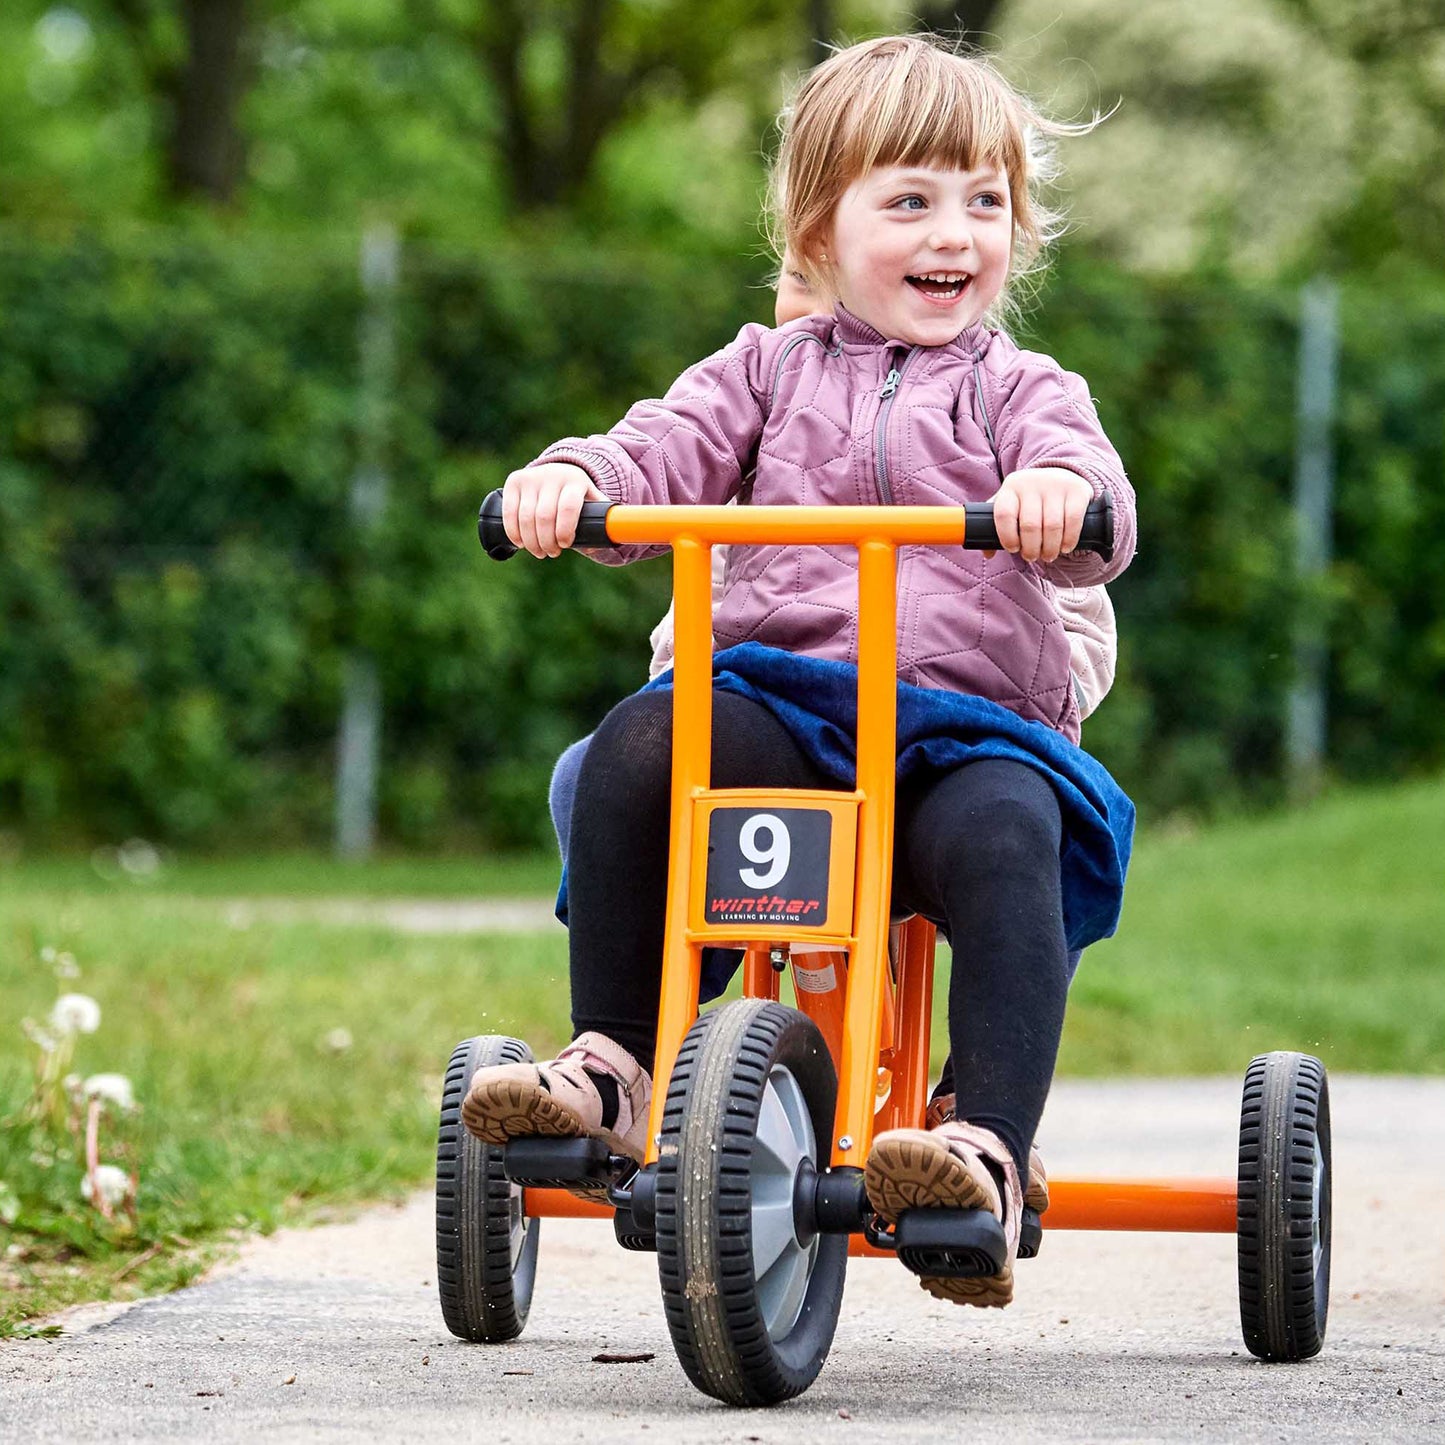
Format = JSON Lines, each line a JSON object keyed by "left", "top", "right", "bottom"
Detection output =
{"left": 461, "top": 1077, "right": 643, "bottom": 1203}
{"left": 865, "top": 1134, "right": 1014, "bottom": 1309}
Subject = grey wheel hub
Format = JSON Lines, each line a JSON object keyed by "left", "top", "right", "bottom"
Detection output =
{"left": 750, "top": 1064, "right": 820, "bottom": 1339}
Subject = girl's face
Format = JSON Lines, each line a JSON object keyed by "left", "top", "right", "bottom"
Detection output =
{"left": 822, "top": 163, "right": 1012, "bottom": 346}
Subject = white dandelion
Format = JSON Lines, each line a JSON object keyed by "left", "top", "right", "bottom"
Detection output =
{"left": 321, "top": 1027, "right": 353, "bottom": 1053}
{"left": 80, "top": 1165, "right": 130, "bottom": 1210}
{"left": 21, "top": 1018, "right": 58, "bottom": 1054}
{"left": 83, "top": 1073, "right": 136, "bottom": 1111}
{"left": 49, "top": 993, "right": 101, "bottom": 1036}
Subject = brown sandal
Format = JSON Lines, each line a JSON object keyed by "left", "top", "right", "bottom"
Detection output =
{"left": 865, "top": 1119, "right": 1022, "bottom": 1308}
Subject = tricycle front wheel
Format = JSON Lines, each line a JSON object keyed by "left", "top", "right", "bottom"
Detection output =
{"left": 656, "top": 999, "right": 847, "bottom": 1406}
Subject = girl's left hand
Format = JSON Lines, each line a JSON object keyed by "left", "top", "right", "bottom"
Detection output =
{"left": 987, "top": 467, "right": 1096, "bottom": 563}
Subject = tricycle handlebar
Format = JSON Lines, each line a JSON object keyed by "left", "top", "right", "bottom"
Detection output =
{"left": 477, "top": 490, "right": 1113, "bottom": 563}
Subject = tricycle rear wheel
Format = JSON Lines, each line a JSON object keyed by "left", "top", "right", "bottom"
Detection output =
{"left": 1237, "top": 1050, "right": 1331, "bottom": 1361}
{"left": 436, "top": 1035, "right": 539, "bottom": 1342}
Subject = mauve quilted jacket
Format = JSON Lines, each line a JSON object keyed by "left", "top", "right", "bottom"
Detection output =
{"left": 534, "top": 305, "right": 1137, "bottom": 743}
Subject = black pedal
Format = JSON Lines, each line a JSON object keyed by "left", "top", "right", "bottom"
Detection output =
{"left": 895, "top": 1207, "right": 1008, "bottom": 1280}
{"left": 1017, "top": 1206, "right": 1043, "bottom": 1260}
{"left": 613, "top": 1204, "right": 657, "bottom": 1252}
{"left": 502, "top": 1136, "right": 612, "bottom": 1188}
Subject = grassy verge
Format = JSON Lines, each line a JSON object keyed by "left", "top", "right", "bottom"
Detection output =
{"left": 2, "top": 776, "right": 1440, "bottom": 1334}
{"left": 1057, "top": 773, "right": 1445, "bottom": 1073}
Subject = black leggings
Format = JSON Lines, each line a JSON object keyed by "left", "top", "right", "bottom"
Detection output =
{"left": 565, "top": 689, "right": 1069, "bottom": 1177}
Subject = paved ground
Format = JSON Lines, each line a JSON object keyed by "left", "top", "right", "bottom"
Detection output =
{"left": 3, "top": 1076, "right": 1441, "bottom": 1444}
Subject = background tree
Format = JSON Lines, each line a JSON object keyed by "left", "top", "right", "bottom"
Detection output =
{"left": 423, "top": 0, "right": 805, "bottom": 212}
{"left": 995, "top": 0, "right": 1445, "bottom": 276}
{"left": 103, "top": 0, "right": 277, "bottom": 204}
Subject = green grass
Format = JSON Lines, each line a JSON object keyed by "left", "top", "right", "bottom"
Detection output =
{"left": 1054, "top": 773, "right": 1445, "bottom": 1075}
{"left": 1, "top": 775, "right": 1440, "bottom": 1333}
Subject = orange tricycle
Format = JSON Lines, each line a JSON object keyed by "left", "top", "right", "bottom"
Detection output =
{"left": 433, "top": 493, "right": 1331, "bottom": 1405}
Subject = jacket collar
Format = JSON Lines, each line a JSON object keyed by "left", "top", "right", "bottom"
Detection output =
{"left": 832, "top": 303, "right": 994, "bottom": 361}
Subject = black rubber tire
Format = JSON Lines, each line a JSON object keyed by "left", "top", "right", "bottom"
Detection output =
{"left": 656, "top": 999, "right": 847, "bottom": 1406}
{"left": 1237, "top": 1051, "right": 1331, "bottom": 1361}
{"left": 436, "top": 1035, "right": 540, "bottom": 1342}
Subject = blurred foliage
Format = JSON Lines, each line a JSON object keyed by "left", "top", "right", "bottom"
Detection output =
{"left": 1, "top": 232, "right": 1442, "bottom": 849}
{"left": 1, "top": 3, "right": 1441, "bottom": 276}
{"left": 1, "top": 3, "right": 1442, "bottom": 845}
{"left": 998, "top": 0, "right": 1445, "bottom": 278}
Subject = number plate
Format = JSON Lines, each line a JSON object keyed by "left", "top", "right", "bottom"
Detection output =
{"left": 703, "top": 807, "right": 833, "bottom": 927}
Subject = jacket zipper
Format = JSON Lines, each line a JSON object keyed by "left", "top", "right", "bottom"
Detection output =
{"left": 873, "top": 346, "right": 919, "bottom": 505}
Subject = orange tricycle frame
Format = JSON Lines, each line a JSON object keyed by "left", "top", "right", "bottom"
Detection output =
{"left": 527, "top": 504, "right": 1235, "bottom": 1240}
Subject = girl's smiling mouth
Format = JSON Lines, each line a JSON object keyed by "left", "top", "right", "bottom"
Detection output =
{"left": 905, "top": 271, "right": 972, "bottom": 304}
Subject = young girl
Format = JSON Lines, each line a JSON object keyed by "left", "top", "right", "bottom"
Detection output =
{"left": 464, "top": 35, "right": 1137, "bottom": 1310}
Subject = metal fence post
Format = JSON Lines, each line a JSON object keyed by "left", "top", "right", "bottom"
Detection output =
{"left": 335, "top": 222, "right": 399, "bottom": 859}
{"left": 1287, "top": 277, "right": 1339, "bottom": 803}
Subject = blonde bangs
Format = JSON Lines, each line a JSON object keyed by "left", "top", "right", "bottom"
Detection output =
{"left": 837, "top": 47, "right": 1024, "bottom": 189}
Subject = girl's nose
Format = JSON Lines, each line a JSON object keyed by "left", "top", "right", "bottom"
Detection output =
{"left": 928, "top": 212, "right": 973, "bottom": 253}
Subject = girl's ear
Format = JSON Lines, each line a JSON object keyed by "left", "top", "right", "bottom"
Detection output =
{"left": 804, "top": 225, "right": 836, "bottom": 294}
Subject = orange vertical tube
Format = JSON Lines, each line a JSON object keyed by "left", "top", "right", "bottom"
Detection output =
{"left": 835, "top": 538, "right": 898, "bottom": 1168}
{"left": 743, "top": 944, "right": 780, "bottom": 1002}
{"left": 646, "top": 536, "right": 711, "bottom": 1165}
{"left": 878, "top": 916, "right": 935, "bottom": 1133}
{"left": 789, "top": 949, "right": 849, "bottom": 1074}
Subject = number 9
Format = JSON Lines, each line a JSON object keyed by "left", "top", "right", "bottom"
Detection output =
{"left": 738, "top": 813, "right": 791, "bottom": 890}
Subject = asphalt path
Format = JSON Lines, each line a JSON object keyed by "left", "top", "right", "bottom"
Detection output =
{"left": 4, "top": 1076, "right": 1441, "bottom": 1444}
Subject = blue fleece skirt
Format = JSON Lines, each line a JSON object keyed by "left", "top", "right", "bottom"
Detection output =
{"left": 556, "top": 642, "right": 1134, "bottom": 1004}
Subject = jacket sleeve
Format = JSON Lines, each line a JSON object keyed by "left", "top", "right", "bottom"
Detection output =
{"left": 528, "top": 325, "right": 770, "bottom": 565}
{"left": 990, "top": 355, "right": 1137, "bottom": 586}
{"left": 1053, "top": 583, "right": 1117, "bottom": 720}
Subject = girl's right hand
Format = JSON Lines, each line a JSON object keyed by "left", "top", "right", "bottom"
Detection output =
{"left": 502, "top": 463, "right": 608, "bottom": 558}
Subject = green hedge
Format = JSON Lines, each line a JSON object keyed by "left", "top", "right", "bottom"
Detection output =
{"left": 1, "top": 230, "right": 1441, "bottom": 848}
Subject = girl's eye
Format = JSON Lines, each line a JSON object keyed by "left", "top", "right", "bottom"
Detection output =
{"left": 974, "top": 192, "right": 1005, "bottom": 210}
{"left": 892, "top": 195, "right": 927, "bottom": 212}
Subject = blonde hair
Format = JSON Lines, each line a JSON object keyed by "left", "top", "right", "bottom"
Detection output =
{"left": 768, "top": 35, "right": 1095, "bottom": 329}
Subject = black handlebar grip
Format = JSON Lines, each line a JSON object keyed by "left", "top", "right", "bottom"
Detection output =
{"left": 572, "top": 501, "right": 616, "bottom": 549}
{"left": 477, "top": 490, "right": 617, "bottom": 561}
{"left": 478, "top": 488, "right": 1114, "bottom": 561}
{"left": 963, "top": 491, "right": 1113, "bottom": 561}
{"left": 477, "top": 489, "right": 515, "bottom": 560}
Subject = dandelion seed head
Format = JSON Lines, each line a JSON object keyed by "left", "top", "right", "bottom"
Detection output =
{"left": 321, "top": 1027, "right": 353, "bottom": 1053}
{"left": 50, "top": 993, "right": 101, "bottom": 1035}
{"left": 21, "top": 1018, "right": 58, "bottom": 1054}
{"left": 40, "top": 946, "right": 57, "bottom": 964}
{"left": 55, "top": 951, "right": 81, "bottom": 979}
{"left": 84, "top": 1073, "right": 136, "bottom": 1111}
{"left": 81, "top": 1164, "right": 130, "bottom": 1209}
